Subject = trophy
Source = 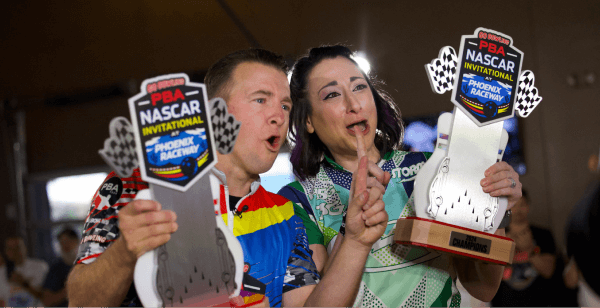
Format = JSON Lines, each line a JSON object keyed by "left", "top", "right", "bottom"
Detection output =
{"left": 394, "top": 28, "right": 542, "bottom": 265}
{"left": 98, "top": 73, "right": 245, "bottom": 306}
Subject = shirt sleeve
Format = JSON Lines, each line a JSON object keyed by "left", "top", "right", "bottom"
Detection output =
{"left": 278, "top": 184, "right": 324, "bottom": 246}
{"left": 281, "top": 214, "right": 321, "bottom": 294}
{"left": 75, "top": 169, "right": 148, "bottom": 264}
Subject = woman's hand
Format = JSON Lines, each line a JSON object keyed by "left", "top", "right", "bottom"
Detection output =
{"left": 480, "top": 161, "right": 522, "bottom": 210}
{"left": 356, "top": 126, "right": 391, "bottom": 193}
{"left": 345, "top": 127, "right": 389, "bottom": 250}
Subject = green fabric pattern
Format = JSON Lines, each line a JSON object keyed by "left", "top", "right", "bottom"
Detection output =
{"left": 282, "top": 150, "right": 460, "bottom": 307}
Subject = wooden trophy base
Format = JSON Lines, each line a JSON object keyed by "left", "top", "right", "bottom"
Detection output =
{"left": 394, "top": 217, "right": 515, "bottom": 265}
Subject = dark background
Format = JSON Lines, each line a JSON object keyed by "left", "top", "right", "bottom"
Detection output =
{"left": 1, "top": 0, "right": 599, "bottom": 256}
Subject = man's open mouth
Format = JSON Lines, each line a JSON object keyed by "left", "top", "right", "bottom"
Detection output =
{"left": 267, "top": 135, "right": 280, "bottom": 147}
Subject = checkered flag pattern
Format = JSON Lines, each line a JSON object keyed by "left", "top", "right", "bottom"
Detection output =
{"left": 98, "top": 117, "right": 139, "bottom": 178}
{"left": 89, "top": 212, "right": 119, "bottom": 239}
{"left": 426, "top": 46, "right": 458, "bottom": 94}
{"left": 210, "top": 97, "right": 241, "bottom": 154}
{"left": 515, "top": 70, "right": 542, "bottom": 118}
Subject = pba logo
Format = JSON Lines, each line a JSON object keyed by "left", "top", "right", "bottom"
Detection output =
{"left": 452, "top": 28, "right": 523, "bottom": 126}
{"left": 92, "top": 177, "right": 123, "bottom": 211}
{"left": 129, "top": 73, "right": 217, "bottom": 192}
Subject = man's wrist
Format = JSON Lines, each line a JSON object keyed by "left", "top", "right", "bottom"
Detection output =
{"left": 113, "top": 236, "right": 138, "bottom": 267}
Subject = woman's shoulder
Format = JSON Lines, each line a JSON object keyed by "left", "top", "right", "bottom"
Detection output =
{"left": 383, "top": 150, "right": 432, "bottom": 163}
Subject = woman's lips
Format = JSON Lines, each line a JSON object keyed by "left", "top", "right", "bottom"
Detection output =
{"left": 347, "top": 121, "right": 369, "bottom": 136}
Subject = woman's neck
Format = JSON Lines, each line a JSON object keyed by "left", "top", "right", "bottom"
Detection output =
{"left": 331, "top": 147, "right": 381, "bottom": 173}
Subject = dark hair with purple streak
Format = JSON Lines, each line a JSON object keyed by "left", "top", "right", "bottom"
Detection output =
{"left": 289, "top": 45, "right": 404, "bottom": 179}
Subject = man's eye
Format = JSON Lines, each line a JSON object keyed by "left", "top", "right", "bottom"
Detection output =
{"left": 282, "top": 104, "right": 291, "bottom": 111}
{"left": 324, "top": 92, "right": 340, "bottom": 100}
{"left": 354, "top": 84, "right": 367, "bottom": 91}
{"left": 255, "top": 98, "right": 265, "bottom": 103}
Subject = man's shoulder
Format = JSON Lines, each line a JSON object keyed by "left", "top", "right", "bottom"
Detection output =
{"left": 254, "top": 187, "right": 308, "bottom": 219}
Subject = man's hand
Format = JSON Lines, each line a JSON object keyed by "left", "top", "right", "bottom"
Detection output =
{"left": 229, "top": 295, "right": 269, "bottom": 307}
{"left": 118, "top": 190, "right": 179, "bottom": 261}
{"left": 344, "top": 128, "right": 389, "bottom": 249}
{"left": 481, "top": 161, "right": 522, "bottom": 210}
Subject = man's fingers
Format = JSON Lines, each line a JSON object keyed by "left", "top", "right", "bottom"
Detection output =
{"left": 142, "top": 210, "right": 177, "bottom": 225}
{"left": 355, "top": 126, "right": 367, "bottom": 158}
{"left": 127, "top": 199, "right": 162, "bottom": 214}
{"left": 134, "top": 234, "right": 172, "bottom": 258}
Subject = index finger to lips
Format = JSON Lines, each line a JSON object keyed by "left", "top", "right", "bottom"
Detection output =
{"left": 355, "top": 126, "right": 367, "bottom": 159}
{"left": 354, "top": 156, "right": 369, "bottom": 198}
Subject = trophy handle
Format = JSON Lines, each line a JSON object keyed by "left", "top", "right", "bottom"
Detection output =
{"left": 489, "top": 129, "right": 509, "bottom": 230}
{"left": 414, "top": 112, "right": 453, "bottom": 218}
{"left": 215, "top": 215, "right": 244, "bottom": 299}
{"left": 133, "top": 189, "right": 163, "bottom": 307}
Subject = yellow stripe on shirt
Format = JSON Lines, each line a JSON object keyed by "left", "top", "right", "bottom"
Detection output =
{"left": 220, "top": 201, "right": 295, "bottom": 237}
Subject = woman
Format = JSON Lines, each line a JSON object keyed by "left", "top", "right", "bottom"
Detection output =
{"left": 278, "top": 45, "right": 522, "bottom": 307}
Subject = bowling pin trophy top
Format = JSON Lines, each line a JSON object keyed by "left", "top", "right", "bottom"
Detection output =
{"left": 98, "top": 73, "right": 247, "bottom": 306}
{"left": 393, "top": 28, "right": 542, "bottom": 265}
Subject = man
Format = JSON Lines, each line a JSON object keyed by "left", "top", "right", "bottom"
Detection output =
{"left": 492, "top": 190, "right": 558, "bottom": 307}
{"left": 0, "top": 253, "right": 9, "bottom": 306}
{"left": 38, "top": 228, "right": 80, "bottom": 306}
{"left": 4, "top": 235, "right": 49, "bottom": 307}
{"left": 67, "top": 49, "right": 388, "bottom": 307}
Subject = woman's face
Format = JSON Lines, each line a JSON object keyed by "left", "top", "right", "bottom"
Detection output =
{"left": 306, "top": 56, "right": 378, "bottom": 159}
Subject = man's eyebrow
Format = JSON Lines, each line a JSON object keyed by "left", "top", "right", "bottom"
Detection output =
{"left": 250, "top": 90, "right": 273, "bottom": 96}
{"left": 282, "top": 96, "right": 292, "bottom": 104}
{"left": 350, "top": 76, "right": 365, "bottom": 82}
{"left": 318, "top": 81, "right": 338, "bottom": 93}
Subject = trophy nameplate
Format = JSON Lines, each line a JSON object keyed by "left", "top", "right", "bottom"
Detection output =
{"left": 394, "top": 28, "right": 543, "bottom": 265}
{"left": 99, "top": 73, "right": 245, "bottom": 306}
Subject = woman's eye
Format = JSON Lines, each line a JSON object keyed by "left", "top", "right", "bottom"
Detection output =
{"left": 354, "top": 84, "right": 367, "bottom": 91}
{"left": 324, "top": 92, "right": 340, "bottom": 100}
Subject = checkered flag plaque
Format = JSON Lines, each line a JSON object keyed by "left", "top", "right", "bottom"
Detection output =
{"left": 426, "top": 46, "right": 458, "bottom": 94}
{"left": 210, "top": 97, "right": 241, "bottom": 154}
{"left": 515, "top": 70, "right": 542, "bottom": 118}
{"left": 99, "top": 117, "right": 139, "bottom": 178}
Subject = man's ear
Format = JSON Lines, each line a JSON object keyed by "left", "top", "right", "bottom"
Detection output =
{"left": 306, "top": 117, "right": 315, "bottom": 134}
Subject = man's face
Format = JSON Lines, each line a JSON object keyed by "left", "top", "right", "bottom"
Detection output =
{"left": 223, "top": 62, "right": 291, "bottom": 176}
{"left": 58, "top": 234, "right": 78, "bottom": 254}
{"left": 5, "top": 237, "right": 25, "bottom": 262}
{"left": 512, "top": 197, "right": 530, "bottom": 223}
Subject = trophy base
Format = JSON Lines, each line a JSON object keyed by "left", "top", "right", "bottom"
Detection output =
{"left": 394, "top": 217, "right": 515, "bottom": 265}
